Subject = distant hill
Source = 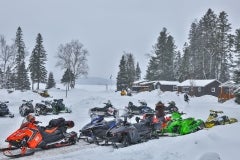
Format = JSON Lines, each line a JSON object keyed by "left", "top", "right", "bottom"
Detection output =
{"left": 76, "top": 77, "right": 116, "bottom": 85}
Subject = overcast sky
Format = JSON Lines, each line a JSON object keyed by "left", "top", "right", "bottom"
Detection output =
{"left": 0, "top": 0, "right": 239, "bottom": 81}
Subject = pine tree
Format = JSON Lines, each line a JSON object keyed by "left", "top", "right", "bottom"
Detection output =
{"left": 0, "top": 68, "right": 3, "bottom": 88}
{"left": 217, "top": 11, "right": 232, "bottom": 82}
{"left": 126, "top": 53, "right": 136, "bottom": 87}
{"left": 135, "top": 62, "right": 141, "bottom": 81}
{"left": 46, "top": 72, "right": 56, "bottom": 89}
{"left": 145, "top": 27, "right": 176, "bottom": 81}
{"left": 145, "top": 56, "right": 158, "bottom": 80}
{"left": 14, "top": 27, "right": 30, "bottom": 90}
{"left": 61, "top": 68, "right": 74, "bottom": 90}
{"left": 5, "top": 66, "right": 15, "bottom": 89}
{"left": 116, "top": 55, "right": 128, "bottom": 91}
{"left": 29, "top": 33, "right": 47, "bottom": 90}
{"left": 179, "top": 43, "right": 191, "bottom": 82}
{"left": 173, "top": 51, "right": 182, "bottom": 81}
{"left": 234, "top": 29, "right": 240, "bottom": 68}
{"left": 16, "top": 61, "right": 30, "bottom": 90}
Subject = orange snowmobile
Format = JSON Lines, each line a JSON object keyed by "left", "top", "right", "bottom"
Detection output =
{"left": 1, "top": 116, "right": 77, "bottom": 158}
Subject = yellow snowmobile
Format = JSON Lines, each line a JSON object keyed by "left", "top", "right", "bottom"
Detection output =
{"left": 39, "top": 90, "right": 50, "bottom": 98}
{"left": 205, "top": 110, "right": 238, "bottom": 128}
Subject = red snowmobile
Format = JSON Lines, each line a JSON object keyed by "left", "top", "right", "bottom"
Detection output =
{"left": 1, "top": 116, "right": 78, "bottom": 158}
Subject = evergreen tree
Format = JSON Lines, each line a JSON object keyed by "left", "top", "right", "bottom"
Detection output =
{"left": 116, "top": 55, "right": 128, "bottom": 91}
{"left": 126, "top": 53, "right": 136, "bottom": 87}
{"left": 135, "top": 62, "right": 141, "bottom": 81}
{"left": 61, "top": 68, "right": 74, "bottom": 90}
{"left": 14, "top": 27, "right": 30, "bottom": 90}
{"left": 145, "top": 56, "right": 158, "bottom": 80}
{"left": 233, "top": 70, "right": 240, "bottom": 83}
{"left": 216, "top": 11, "right": 232, "bottom": 82}
{"left": 173, "top": 51, "right": 182, "bottom": 81}
{"left": 179, "top": 43, "right": 191, "bottom": 82}
{"left": 0, "top": 68, "right": 3, "bottom": 88}
{"left": 186, "top": 9, "right": 232, "bottom": 82}
{"left": 145, "top": 27, "right": 176, "bottom": 81}
{"left": 5, "top": 66, "right": 15, "bottom": 89}
{"left": 234, "top": 29, "right": 240, "bottom": 68}
{"left": 29, "top": 33, "right": 47, "bottom": 90}
{"left": 46, "top": 72, "right": 56, "bottom": 89}
{"left": 16, "top": 61, "right": 30, "bottom": 90}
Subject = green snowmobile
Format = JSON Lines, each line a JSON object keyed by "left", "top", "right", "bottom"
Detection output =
{"left": 51, "top": 99, "right": 72, "bottom": 115}
{"left": 161, "top": 112, "right": 204, "bottom": 135}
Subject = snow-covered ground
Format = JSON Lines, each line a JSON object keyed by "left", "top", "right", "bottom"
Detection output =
{"left": 0, "top": 84, "right": 239, "bottom": 160}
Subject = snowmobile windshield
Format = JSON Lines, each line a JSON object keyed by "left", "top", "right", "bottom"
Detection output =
{"left": 171, "top": 112, "right": 182, "bottom": 120}
{"left": 90, "top": 114, "right": 104, "bottom": 124}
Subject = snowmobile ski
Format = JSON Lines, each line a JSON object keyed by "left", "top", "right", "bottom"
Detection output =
{"left": 3, "top": 148, "right": 34, "bottom": 158}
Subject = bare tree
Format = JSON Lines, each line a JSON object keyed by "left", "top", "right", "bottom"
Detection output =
{"left": 0, "top": 35, "right": 16, "bottom": 87}
{"left": 56, "top": 40, "right": 89, "bottom": 88}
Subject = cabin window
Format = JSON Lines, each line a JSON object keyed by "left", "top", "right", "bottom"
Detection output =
{"left": 173, "top": 86, "right": 178, "bottom": 91}
{"left": 182, "top": 87, "right": 189, "bottom": 93}
{"left": 211, "top": 87, "right": 215, "bottom": 92}
{"left": 198, "top": 87, "right": 201, "bottom": 92}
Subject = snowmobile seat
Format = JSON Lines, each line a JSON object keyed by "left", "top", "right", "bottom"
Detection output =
{"left": 47, "top": 117, "right": 66, "bottom": 128}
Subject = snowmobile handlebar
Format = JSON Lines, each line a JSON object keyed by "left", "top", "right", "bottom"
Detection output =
{"left": 0, "top": 101, "right": 9, "bottom": 104}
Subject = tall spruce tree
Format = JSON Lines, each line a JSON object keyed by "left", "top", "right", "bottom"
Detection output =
{"left": 135, "top": 62, "right": 141, "bottom": 81}
{"left": 116, "top": 55, "right": 128, "bottom": 91}
{"left": 173, "top": 51, "right": 182, "bottom": 81}
{"left": 179, "top": 43, "right": 191, "bottom": 82}
{"left": 235, "top": 29, "right": 240, "bottom": 68}
{"left": 126, "top": 53, "right": 136, "bottom": 87}
{"left": 14, "top": 27, "right": 30, "bottom": 90}
{"left": 46, "top": 72, "right": 56, "bottom": 89}
{"left": 29, "top": 33, "right": 47, "bottom": 90}
{"left": 145, "top": 27, "right": 176, "bottom": 81}
{"left": 216, "top": 11, "right": 232, "bottom": 82}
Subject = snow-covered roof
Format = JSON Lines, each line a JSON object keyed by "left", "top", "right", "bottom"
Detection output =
{"left": 219, "top": 80, "right": 240, "bottom": 88}
{"left": 133, "top": 80, "right": 179, "bottom": 86}
{"left": 178, "top": 79, "right": 220, "bottom": 87}
{"left": 156, "top": 81, "right": 179, "bottom": 85}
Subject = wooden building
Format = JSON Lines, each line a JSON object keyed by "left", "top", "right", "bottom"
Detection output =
{"left": 178, "top": 79, "right": 221, "bottom": 97}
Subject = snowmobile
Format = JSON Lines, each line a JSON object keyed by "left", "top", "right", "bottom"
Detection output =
{"left": 51, "top": 99, "right": 72, "bottom": 114}
{"left": 19, "top": 100, "right": 34, "bottom": 117}
{"left": 35, "top": 99, "right": 71, "bottom": 116}
{"left": 105, "top": 112, "right": 160, "bottom": 148}
{"left": 1, "top": 117, "right": 77, "bottom": 158}
{"left": 125, "top": 101, "right": 155, "bottom": 115}
{"left": 161, "top": 111, "right": 204, "bottom": 135}
{"left": 88, "top": 101, "right": 118, "bottom": 117}
{"left": 79, "top": 114, "right": 118, "bottom": 144}
{"left": 204, "top": 110, "right": 238, "bottom": 128}
{"left": 35, "top": 100, "right": 54, "bottom": 116}
{"left": 39, "top": 90, "right": 50, "bottom": 98}
{"left": 164, "top": 101, "right": 179, "bottom": 114}
{"left": 0, "top": 101, "right": 14, "bottom": 118}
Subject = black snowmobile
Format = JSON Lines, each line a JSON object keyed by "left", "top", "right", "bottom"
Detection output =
{"left": 35, "top": 100, "right": 53, "bottom": 116}
{"left": 35, "top": 99, "right": 71, "bottom": 116}
{"left": 79, "top": 114, "right": 118, "bottom": 145}
{"left": 164, "top": 101, "right": 179, "bottom": 114}
{"left": 0, "top": 101, "right": 14, "bottom": 118}
{"left": 89, "top": 101, "right": 118, "bottom": 117}
{"left": 125, "top": 101, "right": 155, "bottom": 115}
{"left": 105, "top": 113, "right": 160, "bottom": 148}
{"left": 19, "top": 100, "right": 34, "bottom": 117}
